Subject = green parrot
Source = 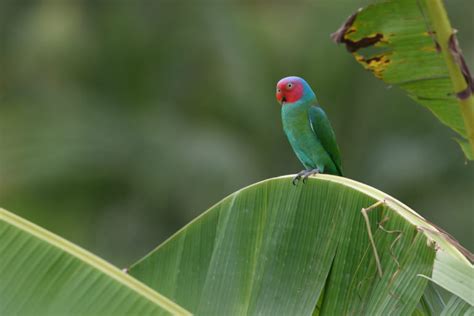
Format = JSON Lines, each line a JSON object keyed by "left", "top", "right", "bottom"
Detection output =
{"left": 276, "top": 76, "right": 343, "bottom": 184}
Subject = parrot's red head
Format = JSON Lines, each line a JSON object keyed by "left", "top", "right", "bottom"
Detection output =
{"left": 276, "top": 76, "right": 306, "bottom": 105}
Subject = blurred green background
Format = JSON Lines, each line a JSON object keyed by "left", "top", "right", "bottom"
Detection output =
{"left": 1, "top": 1, "right": 472, "bottom": 267}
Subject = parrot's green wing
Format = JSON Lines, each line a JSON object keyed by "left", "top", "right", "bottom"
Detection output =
{"left": 308, "top": 106, "right": 343, "bottom": 176}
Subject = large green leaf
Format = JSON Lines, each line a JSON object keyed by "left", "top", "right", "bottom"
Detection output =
{"left": 129, "top": 175, "right": 473, "bottom": 315}
{"left": 0, "top": 208, "right": 190, "bottom": 315}
{"left": 332, "top": 0, "right": 474, "bottom": 158}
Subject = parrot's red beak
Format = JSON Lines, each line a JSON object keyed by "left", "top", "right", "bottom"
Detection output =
{"left": 276, "top": 89, "right": 286, "bottom": 105}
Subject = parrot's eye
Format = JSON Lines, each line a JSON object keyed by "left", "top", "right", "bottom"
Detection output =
{"left": 286, "top": 83, "right": 293, "bottom": 89}
{"left": 277, "top": 88, "right": 281, "bottom": 93}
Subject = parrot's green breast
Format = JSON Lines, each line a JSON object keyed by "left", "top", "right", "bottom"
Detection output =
{"left": 281, "top": 100, "right": 342, "bottom": 176}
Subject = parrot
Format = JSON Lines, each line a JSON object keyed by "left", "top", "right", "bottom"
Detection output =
{"left": 276, "top": 76, "right": 343, "bottom": 185}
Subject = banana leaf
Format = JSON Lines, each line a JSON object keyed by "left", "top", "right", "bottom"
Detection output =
{"left": 441, "top": 295, "right": 474, "bottom": 316}
{"left": 129, "top": 175, "right": 473, "bottom": 315}
{"left": 0, "top": 208, "right": 190, "bottom": 316}
{"left": 332, "top": 0, "right": 474, "bottom": 159}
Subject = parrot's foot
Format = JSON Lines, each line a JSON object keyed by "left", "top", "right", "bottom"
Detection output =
{"left": 292, "top": 168, "right": 321, "bottom": 185}
{"left": 302, "top": 168, "right": 321, "bottom": 183}
{"left": 292, "top": 170, "right": 307, "bottom": 185}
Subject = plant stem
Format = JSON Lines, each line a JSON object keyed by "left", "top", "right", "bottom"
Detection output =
{"left": 424, "top": 0, "right": 474, "bottom": 156}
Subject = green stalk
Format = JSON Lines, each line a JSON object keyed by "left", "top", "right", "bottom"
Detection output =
{"left": 424, "top": 0, "right": 474, "bottom": 155}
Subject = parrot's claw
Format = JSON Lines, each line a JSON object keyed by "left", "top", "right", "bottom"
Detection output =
{"left": 292, "top": 170, "right": 307, "bottom": 185}
{"left": 302, "top": 168, "right": 320, "bottom": 183}
{"left": 292, "top": 168, "right": 320, "bottom": 185}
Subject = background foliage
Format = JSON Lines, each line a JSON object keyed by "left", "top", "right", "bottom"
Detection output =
{"left": 0, "top": 0, "right": 472, "bottom": 267}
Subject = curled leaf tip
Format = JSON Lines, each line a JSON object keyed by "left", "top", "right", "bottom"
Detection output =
{"left": 331, "top": 10, "right": 359, "bottom": 44}
{"left": 331, "top": 9, "right": 387, "bottom": 54}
